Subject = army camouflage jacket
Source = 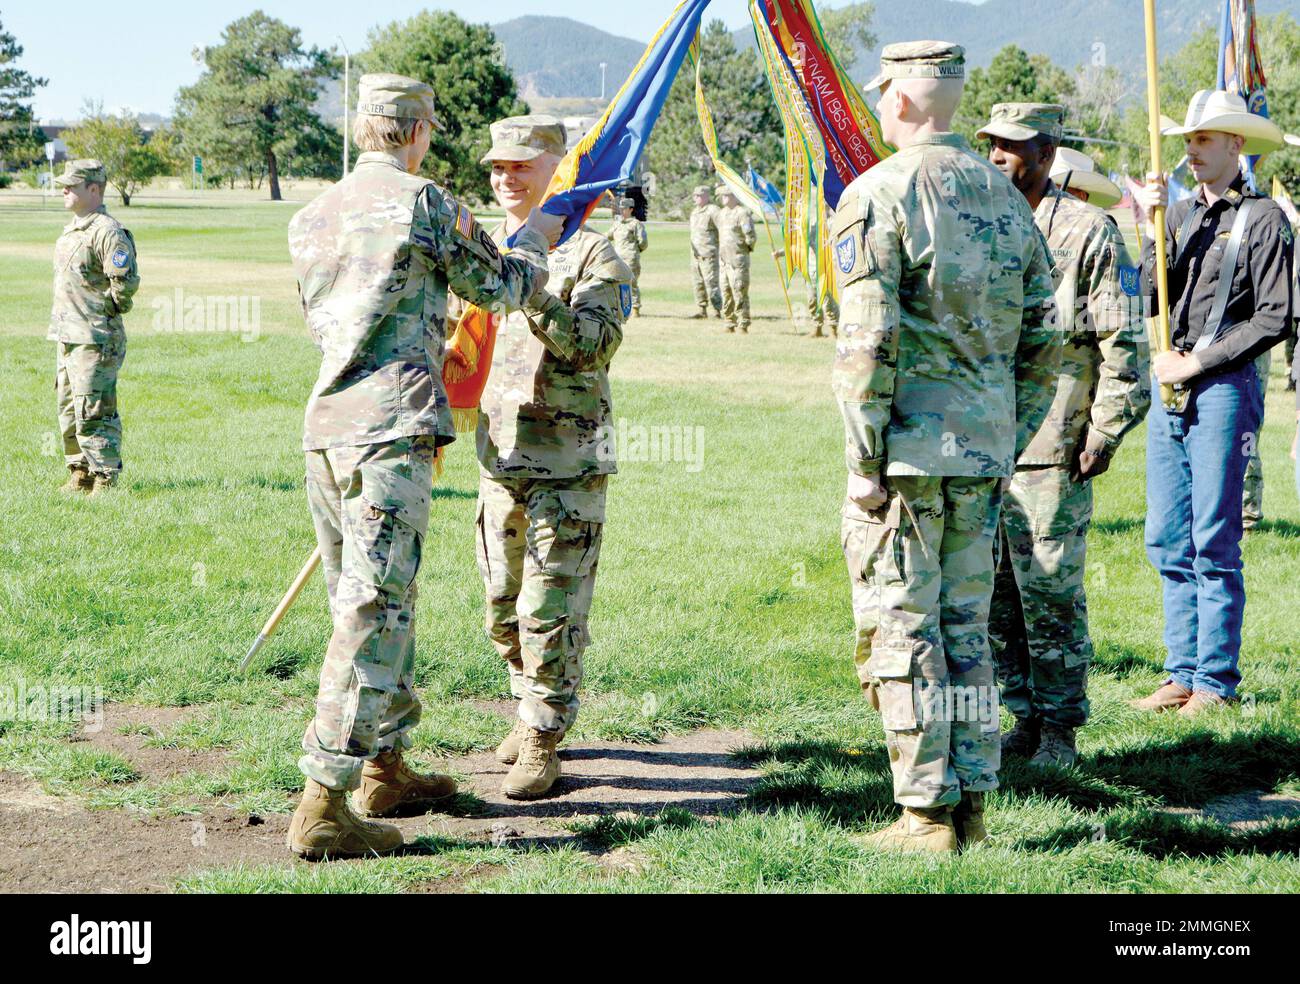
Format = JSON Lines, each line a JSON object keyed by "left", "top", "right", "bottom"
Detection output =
{"left": 607, "top": 216, "right": 648, "bottom": 261}
{"left": 477, "top": 224, "right": 631, "bottom": 479}
{"left": 716, "top": 205, "right": 756, "bottom": 264}
{"left": 289, "top": 151, "right": 549, "bottom": 452}
{"left": 48, "top": 206, "right": 139, "bottom": 345}
{"left": 689, "top": 204, "right": 720, "bottom": 257}
{"left": 831, "top": 132, "right": 1060, "bottom": 478}
{"left": 1019, "top": 183, "right": 1150, "bottom": 466}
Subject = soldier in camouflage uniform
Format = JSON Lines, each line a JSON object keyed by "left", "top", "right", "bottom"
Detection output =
{"left": 48, "top": 159, "right": 139, "bottom": 496}
{"left": 472, "top": 115, "right": 631, "bottom": 800}
{"left": 980, "top": 104, "right": 1151, "bottom": 767}
{"left": 689, "top": 185, "right": 722, "bottom": 319}
{"left": 836, "top": 43, "right": 1060, "bottom": 853}
{"left": 1241, "top": 349, "right": 1269, "bottom": 531}
{"left": 715, "top": 186, "right": 756, "bottom": 333}
{"left": 607, "top": 196, "right": 647, "bottom": 316}
{"left": 284, "top": 75, "right": 557, "bottom": 859}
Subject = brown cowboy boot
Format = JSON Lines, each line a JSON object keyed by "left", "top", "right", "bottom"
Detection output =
{"left": 857, "top": 806, "right": 958, "bottom": 854}
{"left": 287, "top": 779, "right": 403, "bottom": 859}
{"left": 502, "top": 728, "right": 562, "bottom": 800}
{"left": 61, "top": 465, "right": 93, "bottom": 494}
{"left": 354, "top": 749, "right": 457, "bottom": 817}
{"left": 1178, "top": 691, "right": 1232, "bottom": 717}
{"left": 1131, "top": 680, "right": 1192, "bottom": 712}
{"left": 952, "top": 792, "right": 987, "bottom": 849}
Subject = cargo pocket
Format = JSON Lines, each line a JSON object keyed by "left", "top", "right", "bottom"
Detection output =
{"left": 541, "top": 490, "right": 606, "bottom": 578}
{"left": 355, "top": 464, "right": 430, "bottom": 595}
{"left": 865, "top": 641, "right": 917, "bottom": 731}
{"left": 342, "top": 661, "right": 398, "bottom": 751}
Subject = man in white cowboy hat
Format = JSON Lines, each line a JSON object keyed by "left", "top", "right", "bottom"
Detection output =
{"left": 1133, "top": 88, "right": 1292, "bottom": 717}
{"left": 978, "top": 103, "right": 1150, "bottom": 768}
{"left": 1050, "top": 147, "right": 1123, "bottom": 209}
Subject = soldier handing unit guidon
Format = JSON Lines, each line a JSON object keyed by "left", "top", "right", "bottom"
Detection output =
{"left": 285, "top": 74, "right": 560, "bottom": 859}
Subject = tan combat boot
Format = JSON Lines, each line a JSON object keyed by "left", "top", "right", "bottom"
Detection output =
{"left": 857, "top": 806, "right": 958, "bottom": 854}
{"left": 61, "top": 465, "right": 93, "bottom": 494}
{"left": 287, "top": 779, "right": 403, "bottom": 859}
{"left": 88, "top": 472, "right": 118, "bottom": 497}
{"left": 496, "top": 719, "right": 566, "bottom": 765}
{"left": 952, "top": 791, "right": 987, "bottom": 849}
{"left": 1000, "top": 718, "right": 1041, "bottom": 757}
{"left": 502, "top": 728, "right": 562, "bottom": 800}
{"left": 354, "top": 749, "right": 457, "bottom": 818}
{"left": 1029, "top": 723, "right": 1078, "bottom": 768}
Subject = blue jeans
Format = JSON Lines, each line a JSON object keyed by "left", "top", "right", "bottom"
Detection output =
{"left": 1145, "top": 362, "right": 1263, "bottom": 698}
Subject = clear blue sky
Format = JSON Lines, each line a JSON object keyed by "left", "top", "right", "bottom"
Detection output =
{"left": 9, "top": 0, "right": 986, "bottom": 121}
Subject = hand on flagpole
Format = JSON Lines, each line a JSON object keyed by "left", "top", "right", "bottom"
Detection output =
{"left": 1136, "top": 172, "right": 1169, "bottom": 238}
{"left": 525, "top": 208, "right": 564, "bottom": 248}
{"left": 1153, "top": 350, "right": 1203, "bottom": 386}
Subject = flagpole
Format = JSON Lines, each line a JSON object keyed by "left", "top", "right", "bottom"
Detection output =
{"left": 759, "top": 209, "right": 795, "bottom": 322}
{"left": 1143, "top": 0, "right": 1180, "bottom": 412}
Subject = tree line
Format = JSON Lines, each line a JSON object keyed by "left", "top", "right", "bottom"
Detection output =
{"left": 2, "top": 7, "right": 1299, "bottom": 207}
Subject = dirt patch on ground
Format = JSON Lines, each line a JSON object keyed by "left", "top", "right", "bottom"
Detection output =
{"left": 1163, "top": 790, "right": 1300, "bottom": 831}
{"left": 75, "top": 704, "right": 231, "bottom": 783}
{"left": 0, "top": 727, "right": 756, "bottom": 893}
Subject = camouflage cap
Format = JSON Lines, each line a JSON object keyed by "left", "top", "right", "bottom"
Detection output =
{"left": 55, "top": 159, "right": 107, "bottom": 187}
{"left": 978, "top": 102, "right": 1065, "bottom": 142}
{"left": 864, "top": 40, "right": 964, "bottom": 92}
{"left": 715, "top": 184, "right": 731, "bottom": 199}
{"left": 480, "top": 115, "right": 567, "bottom": 165}
{"left": 618, "top": 197, "right": 635, "bottom": 208}
{"left": 356, "top": 73, "right": 445, "bottom": 131}
{"left": 693, "top": 185, "right": 712, "bottom": 198}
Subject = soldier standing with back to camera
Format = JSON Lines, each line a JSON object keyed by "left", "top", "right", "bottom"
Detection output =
{"left": 834, "top": 42, "right": 1060, "bottom": 853}
{"left": 979, "top": 103, "right": 1150, "bottom": 768}
{"left": 285, "top": 75, "right": 558, "bottom": 859}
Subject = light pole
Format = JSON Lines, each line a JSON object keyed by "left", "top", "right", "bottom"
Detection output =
{"left": 337, "top": 37, "right": 350, "bottom": 178}
{"left": 600, "top": 62, "right": 607, "bottom": 102}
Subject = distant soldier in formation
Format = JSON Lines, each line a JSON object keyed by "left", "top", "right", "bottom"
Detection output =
{"left": 980, "top": 103, "right": 1150, "bottom": 767}
{"left": 608, "top": 196, "right": 647, "bottom": 316}
{"left": 688, "top": 185, "right": 722, "bottom": 319}
{"left": 49, "top": 159, "right": 139, "bottom": 496}
{"left": 285, "top": 75, "right": 558, "bottom": 859}
{"left": 835, "top": 42, "right": 1059, "bottom": 853}
{"left": 475, "top": 115, "right": 631, "bottom": 800}
{"left": 715, "top": 185, "right": 756, "bottom": 334}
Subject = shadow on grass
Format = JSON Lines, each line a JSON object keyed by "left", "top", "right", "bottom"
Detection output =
{"left": 1021, "top": 810, "right": 1300, "bottom": 859}
{"left": 1091, "top": 643, "right": 1164, "bottom": 678}
{"left": 1250, "top": 518, "right": 1300, "bottom": 538}
{"left": 1090, "top": 516, "right": 1145, "bottom": 536}
{"left": 733, "top": 739, "right": 897, "bottom": 826}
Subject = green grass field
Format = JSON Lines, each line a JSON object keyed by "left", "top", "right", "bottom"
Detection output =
{"left": 1, "top": 188, "right": 1298, "bottom": 893}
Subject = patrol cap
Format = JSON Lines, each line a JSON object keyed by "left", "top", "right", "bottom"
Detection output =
{"left": 693, "top": 185, "right": 711, "bottom": 197}
{"left": 55, "top": 159, "right": 107, "bottom": 187}
{"left": 715, "top": 184, "right": 731, "bottom": 198}
{"left": 356, "top": 73, "right": 445, "bottom": 131}
{"left": 864, "top": 40, "right": 965, "bottom": 92}
{"left": 978, "top": 103, "right": 1065, "bottom": 143}
{"left": 618, "top": 197, "right": 635, "bottom": 208}
{"left": 480, "top": 115, "right": 567, "bottom": 165}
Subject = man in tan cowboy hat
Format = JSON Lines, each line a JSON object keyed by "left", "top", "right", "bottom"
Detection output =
{"left": 979, "top": 103, "right": 1150, "bottom": 768}
{"left": 284, "top": 74, "right": 560, "bottom": 859}
{"left": 49, "top": 159, "right": 139, "bottom": 495}
{"left": 471, "top": 114, "right": 631, "bottom": 800}
{"left": 1133, "top": 89, "right": 1292, "bottom": 717}
{"left": 1050, "top": 147, "right": 1122, "bottom": 209}
{"left": 835, "top": 43, "right": 1059, "bottom": 853}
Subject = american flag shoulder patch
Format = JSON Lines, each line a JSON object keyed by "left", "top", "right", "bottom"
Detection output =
{"left": 454, "top": 203, "right": 475, "bottom": 240}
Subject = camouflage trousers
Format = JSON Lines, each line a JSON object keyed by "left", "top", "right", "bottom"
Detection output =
{"left": 720, "top": 255, "right": 751, "bottom": 331}
{"left": 56, "top": 336, "right": 126, "bottom": 476}
{"left": 298, "top": 435, "right": 436, "bottom": 791}
{"left": 616, "top": 252, "right": 642, "bottom": 312}
{"left": 806, "top": 280, "right": 838, "bottom": 336}
{"left": 843, "top": 476, "right": 1002, "bottom": 809}
{"left": 1242, "top": 350, "right": 1270, "bottom": 529}
{"left": 691, "top": 250, "right": 721, "bottom": 315}
{"left": 475, "top": 472, "right": 607, "bottom": 733}
{"left": 990, "top": 465, "right": 1094, "bottom": 729}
